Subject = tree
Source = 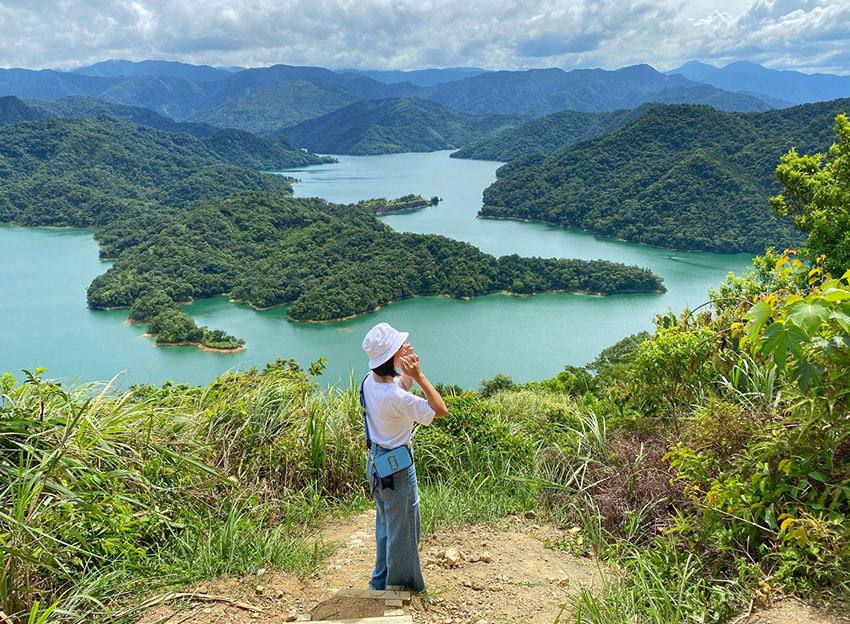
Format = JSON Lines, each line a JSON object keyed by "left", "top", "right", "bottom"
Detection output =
{"left": 771, "top": 114, "right": 850, "bottom": 273}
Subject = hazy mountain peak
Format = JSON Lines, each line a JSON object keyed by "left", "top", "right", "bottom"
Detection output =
{"left": 73, "top": 59, "right": 235, "bottom": 82}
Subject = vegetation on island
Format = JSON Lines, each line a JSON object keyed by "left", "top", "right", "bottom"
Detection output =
{"left": 359, "top": 194, "right": 436, "bottom": 214}
{"left": 480, "top": 99, "right": 850, "bottom": 253}
{"left": 87, "top": 190, "right": 665, "bottom": 323}
{"left": 280, "top": 97, "right": 525, "bottom": 155}
{"left": 2, "top": 114, "right": 850, "bottom": 624}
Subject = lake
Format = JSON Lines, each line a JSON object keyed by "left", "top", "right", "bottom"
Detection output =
{"left": 0, "top": 151, "right": 753, "bottom": 390}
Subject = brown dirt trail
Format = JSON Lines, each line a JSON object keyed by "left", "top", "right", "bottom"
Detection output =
{"left": 135, "top": 512, "right": 848, "bottom": 624}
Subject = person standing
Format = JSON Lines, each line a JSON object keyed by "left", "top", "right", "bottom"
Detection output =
{"left": 361, "top": 322, "right": 448, "bottom": 592}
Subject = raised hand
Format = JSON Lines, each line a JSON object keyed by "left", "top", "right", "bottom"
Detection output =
{"left": 399, "top": 353, "right": 422, "bottom": 380}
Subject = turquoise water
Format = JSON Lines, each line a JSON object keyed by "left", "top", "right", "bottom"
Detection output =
{"left": 0, "top": 151, "right": 753, "bottom": 389}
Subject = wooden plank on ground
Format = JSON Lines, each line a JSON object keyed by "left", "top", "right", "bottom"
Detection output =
{"left": 335, "top": 588, "right": 411, "bottom": 603}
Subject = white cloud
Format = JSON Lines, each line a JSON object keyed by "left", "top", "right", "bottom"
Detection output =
{"left": 0, "top": 0, "right": 846, "bottom": 74}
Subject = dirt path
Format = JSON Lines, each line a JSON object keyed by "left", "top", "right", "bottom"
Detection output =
{"left": 135, "top": 512, "right": 848, "bottom": 624}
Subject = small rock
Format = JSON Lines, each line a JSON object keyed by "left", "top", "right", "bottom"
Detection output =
{"left": 284, "top": 608, "right": 298, "bottom": 622}
{"left": 444, "top": 547, "right": 463, "bottom": 566}
{"left": 480, "top": 552, "right": 492, "bottom": 563}
{"left": 470, "top": 554, "right": 480, "bottom": 563}
{"left": 255, "top": 585, "right": 265, "bottom": 595}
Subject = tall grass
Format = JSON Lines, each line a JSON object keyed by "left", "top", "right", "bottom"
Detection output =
{"left": 0, "top": 365, "right": 367, "bottom": 623}
{"left": 570, "top": 538, "right": 748, "bottom": 624}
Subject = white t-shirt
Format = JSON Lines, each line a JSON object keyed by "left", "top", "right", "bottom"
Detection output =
{"left": 362, "top": 373, "right": 436, "bottom": 448}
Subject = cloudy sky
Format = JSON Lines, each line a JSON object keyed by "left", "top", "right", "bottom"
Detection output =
{"left": 0, "top": 0, "right": 848, "bottom": 74}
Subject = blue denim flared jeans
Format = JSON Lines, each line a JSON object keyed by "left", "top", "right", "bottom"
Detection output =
{"left": 368, "top": 444, "right": 425, "bottom": 592}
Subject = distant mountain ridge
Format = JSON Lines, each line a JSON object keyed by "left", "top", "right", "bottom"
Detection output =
{"left": 667, "top": 61, "right": 850, "bottom": 105}
{"left": 337, "top": 67, "right": 489, "bottom": 86}
{"left": 417, "top": 64, "right": 781, "bottom": 115}
{"left": 1, "top": 61, "right": 793, "bottom": 124}
{"left": 71, "top": 59, "right": 237, "bottom": 82}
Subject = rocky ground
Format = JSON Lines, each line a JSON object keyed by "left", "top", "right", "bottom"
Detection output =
{"left": 134, "top": 511, "right": 849, "bottom": 624}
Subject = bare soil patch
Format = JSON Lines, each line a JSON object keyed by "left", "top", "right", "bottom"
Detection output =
{"left": 134, "top": 511, "right": 846, "bottom": 624}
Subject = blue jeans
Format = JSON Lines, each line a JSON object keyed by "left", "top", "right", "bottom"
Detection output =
{"left": 368, "top": 443, "right": 425, "bottom": 592}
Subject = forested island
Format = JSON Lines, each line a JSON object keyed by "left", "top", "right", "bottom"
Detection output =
{"left": 89, "top": 190, "right": 665, "bottom": 325}
{"left": 478, "top": 99, "right": 850, "bottom": 253}
{"left": 361, "top": 194, "right": 438, "bottom": 214}
{"left": 0, "top": 115, "right": 664, "bottom": 349}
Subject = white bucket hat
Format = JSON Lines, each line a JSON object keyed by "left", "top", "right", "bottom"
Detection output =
{"left": 362, "top": 322, "right": 409, "bottom": 369}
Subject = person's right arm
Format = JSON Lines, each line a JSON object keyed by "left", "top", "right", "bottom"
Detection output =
{"left": 399, "top": 353, "right": 448, "bottom": 419}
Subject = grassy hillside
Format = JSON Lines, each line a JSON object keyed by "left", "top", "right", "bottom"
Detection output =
{"left": 282, "top": 97, "right": 525, "bottom": 155}
{"left": 480, "top": 100, "right": 850, "bottom": 252}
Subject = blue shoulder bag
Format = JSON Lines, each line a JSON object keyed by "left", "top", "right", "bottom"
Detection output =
{"left": 360, "top": 375, "right": 414, "bottom": 479}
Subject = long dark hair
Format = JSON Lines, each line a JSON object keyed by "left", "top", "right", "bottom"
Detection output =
{"left": 372, "top": 357, "right": 398, "bottom": 378}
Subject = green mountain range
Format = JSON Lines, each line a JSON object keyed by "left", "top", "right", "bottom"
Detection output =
{"left": 668, "top": 60, "right": 850, "bottom": 105}
{"left": 187, "top": 80, "right": 363, "bottom": 135}
{"left": 451, "top": 103, "right": 660, "bottom": 161}
{"left": 480, "top": 99, "right": 850, "bottom": 253}
{"left": 281, "top": 97, "right": 525, "bottom": 155}
{"left": 417, "top": 65, "right": 781, "bottom": 116}
{"left": 11, "top": 95, "right": 220, "bottom": 136}
{"left": 0, "top": 116, "right": 322, "bottom": 227}
{"left": 0, "top": 62, "right": 793, "bottom": 124}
